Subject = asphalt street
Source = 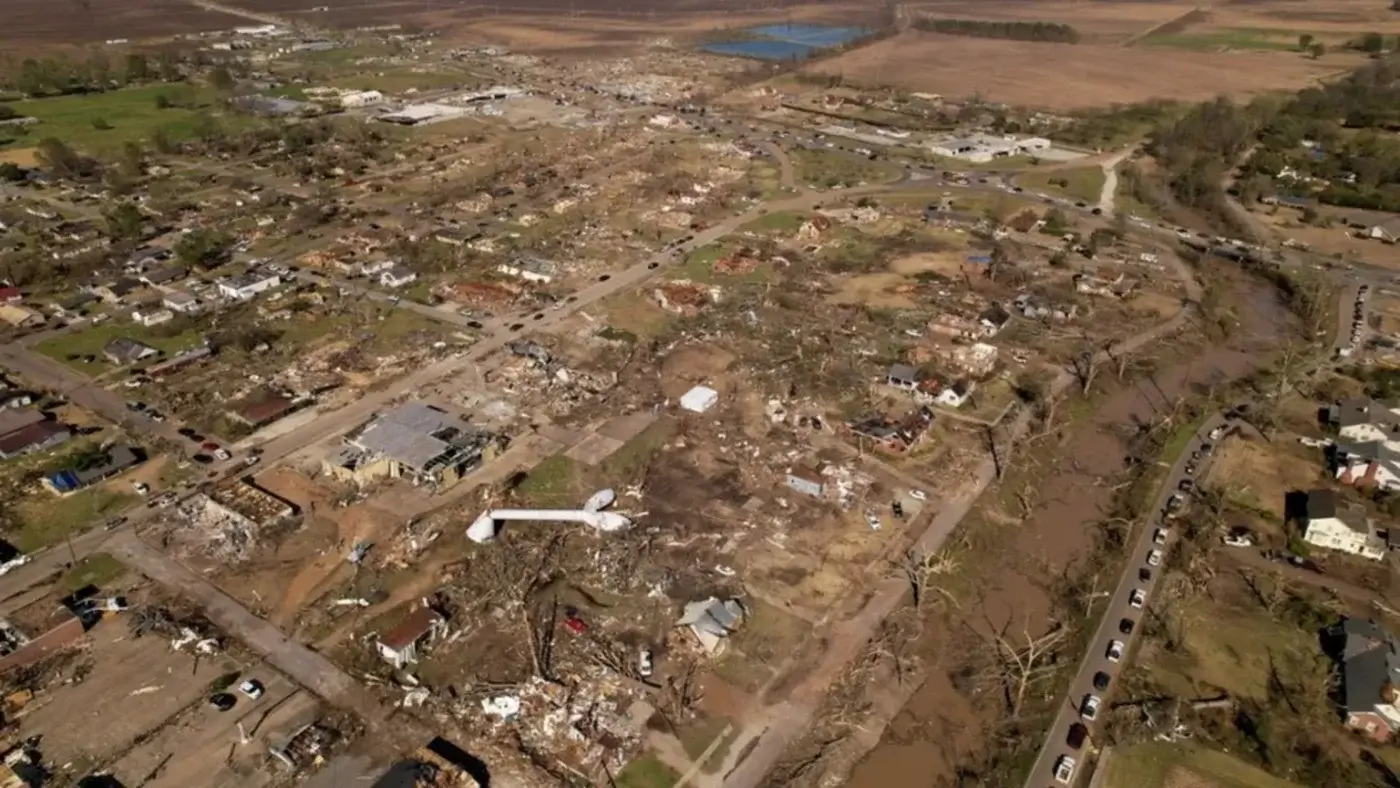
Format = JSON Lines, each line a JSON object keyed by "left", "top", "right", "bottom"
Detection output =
{"left": 1021, "top": 414, "right": 1229, "bottom": 788}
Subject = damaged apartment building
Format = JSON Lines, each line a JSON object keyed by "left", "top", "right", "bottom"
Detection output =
{"left": 324, "top": 402, "right": 501, "bottom": 489}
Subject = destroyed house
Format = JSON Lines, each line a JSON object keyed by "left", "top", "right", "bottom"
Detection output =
{"left": 848, "top": 408, "right": 934, "bottom": 454}
{"left": 329, "top": 403, "right": 491, "bottom": 488}
{"left": 146, "top": 345, "right": 212, "bottom": 377}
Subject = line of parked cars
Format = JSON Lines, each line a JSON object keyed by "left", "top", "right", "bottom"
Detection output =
{"left": 1052, "top": 424, "right": 1227, "bottom": 784}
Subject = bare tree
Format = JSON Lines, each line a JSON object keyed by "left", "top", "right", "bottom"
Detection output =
{"left": 986, "top": 616, "right": 1068, "bottom": 718}
{"left": 898, "top": 549, "right": 960, "bottom": 610}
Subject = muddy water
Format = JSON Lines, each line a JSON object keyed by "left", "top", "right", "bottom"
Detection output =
{"left": 846, "top": 272, "right": 1296, "bottom": 788}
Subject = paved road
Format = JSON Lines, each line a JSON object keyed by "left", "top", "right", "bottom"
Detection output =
{"left": 1021, "top": 414, "right": 1228, "bottom": 788}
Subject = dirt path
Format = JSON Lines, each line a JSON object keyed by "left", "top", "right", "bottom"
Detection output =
{"left": 1121, "top": 4, "right": 1208, "bottom": 47}
{"left": 186, "top": 0, "right": 292, "bottom": 27}
{"left": 1099, "top": 148, "right": 1135, "bottom": 216}
{"left": 758, "top": 141, "right": 798, "bottom": 193}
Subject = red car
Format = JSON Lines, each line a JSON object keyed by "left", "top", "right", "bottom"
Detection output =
{"left": 201, "top": 441, "right": 220, "bottom": 452}
{"left": 562, "top": 617, "right": 587, "bottom": 635}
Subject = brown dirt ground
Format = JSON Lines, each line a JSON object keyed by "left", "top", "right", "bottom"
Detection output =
{"left": 1256, "top": 207, "right": 1400, "bottom": 272}
{"left": 806, "top": 31, "right": 1354, "bottom": 110}
{"left": 0, "top": 149, "right": 39, "bottom": 168}
{"left": 1163, "top": 765, "right": 1221, "bottom": 788}
{"left": 827, "top": 273, "right": 919, "bottom": 309}
{"left": 0, "top": 0, "right": 249, "bottom": 47}
{"left": 1207, "top": 436, "right": 1323, "bottom": 526}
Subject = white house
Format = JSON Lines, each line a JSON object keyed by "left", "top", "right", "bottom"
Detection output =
{"left": 936, "top": 379, "right": 975, "bottom": 409}
{"left": 162, "top": 291, "right": 201, "bottom": 314}
{"left": 341, "top": 90, "right": 384, "bottom": 108}
{"left": 1301, "top": 489, "right": 1385, "bottom": 560}
{"left": 786, "top": 465, "right": 825, "bottom": 497}
{"left": 1331, "top": 398, "right": 1400, "bottom": 447}
{"left": 217, "top": 272, "right": 280, "bottom": 301}
{"left": 497, "top": 257, "right": 555, "bottom": 284}
{"left": 131, "top": 308, "right": 173, "bottom": 327}
{"left": 379, "top": 266, "right": 418, "bottom": 289}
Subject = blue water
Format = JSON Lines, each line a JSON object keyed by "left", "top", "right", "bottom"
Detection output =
{"left": 702, "top": 23, "right": 870, "bottom": 61}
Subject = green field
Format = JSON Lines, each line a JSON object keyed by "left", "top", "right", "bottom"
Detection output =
{"left": 1103, "top": 743, "right": 1300, "bottom": 788}
{"left": 13, "top": 487, "right": 137, "bottom": 552}
{"left": 1141, "top": 28, "right": 1307, "bottom": 52}
{"left": 35, "top": 320, "right": 207, "bottom": 375}
{"left": 1016, "top": 165, "right": 1106, "bottom": 205}
{"left": 1, "top": 84, "right": 242, "bottom": 153}
{"left": 614, "top": 754, "right": 679, "bottom": 788}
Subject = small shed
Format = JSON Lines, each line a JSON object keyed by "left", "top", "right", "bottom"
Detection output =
{"left": 680, "top": 385, "right": 719, "bottom": 414}
{"left": 377, "top": 607, "right": 447, "bottom": 669}
{"left": 787, "top": 465, "right": 825, "bottom": 497}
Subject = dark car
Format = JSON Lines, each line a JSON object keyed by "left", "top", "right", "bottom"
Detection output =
{"left": 598, "top": 274, "right": 611, "bottom": 282}
{"left": 509, "top": 323, "right": 524, "bottom": 331}
{"left": 1093, "top": 671, "right": 1110, "bottom": 691}
{"left": 467, "top": 321, "right": 483, "bottom": 329}
{"left": 648, "top": 261, "right": 659, "bottom": 269}
{"left": 1138, "top": 567, "right": 1152, "bottom": 583}
{"left": 1119, "top": 618, "right": 1135, "bottom": 635}
{"left": 1066, "top": 722, "right": 1088, "bottom": 750}
{"left": 192, "top": 453, "right": 213, "bottom": 464}
{"left": 209, "top": 693, "right": 236, "bottom": 711}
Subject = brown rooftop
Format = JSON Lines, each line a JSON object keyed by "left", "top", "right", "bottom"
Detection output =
{"left": 228, "top": 390, "right": 295, "bottom": 427}
{"left": 380, "top": 607, "right": 445, "bottom": 651}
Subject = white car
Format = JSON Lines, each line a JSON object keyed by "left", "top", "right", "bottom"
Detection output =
{"left": 132, "top": 482, "right": 150, "bottom": 496}
{"left": 638, "top": 648, "right": 654, "bottom": 678}
{"left": 1208, "top": 426, "right": 1225, "bottom": 440}
{"left": 1106, "top": 640, "right": 1124, "bottom": 663}
{"left": 865, "top": 513, "right": 882, "bottom": 530}
{"left": 1080, "top": 694, "right": 1101, "bottom": 721}
{"left": 1054, "top": 755, "right": 1077, "bottom": 784}
{"left": 239, "top": 679, "right": 264, "bottom": 700}
{"left": 214, "top": 448, "right": 232, "bottom": 461}
{"left": 909, "top": 489, "right": 927, "bottom": 501}
{"left": 1147, "top": 549, "right": 1164, "bottom": 567}
{"left": 1224, "top": 533, "right": 1254, "bottom": 548}
{"left": 1153, "top": 528, "right": 1169, "bottom": 545}
{"left": 1129, "top": 588, "right": 1146, "bottom": 609}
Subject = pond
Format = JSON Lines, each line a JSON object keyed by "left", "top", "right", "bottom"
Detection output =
{"left": 701, "top": 23, "right": 870, "bottom": 61}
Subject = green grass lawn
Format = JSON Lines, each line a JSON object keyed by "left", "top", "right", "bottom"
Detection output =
{"left": 1017, "top": 165, "right": 1106, "bottom": 205}
{"left": 1104, "top": 743, "right": 1301, "bottom": 788}
{"left": 614, "top": 754, "right": 679, "bottom": 788}
{"left": 742, "top": 211, "right": 805, "bottom": 233}
{"left": 35, "top": 321, "right": 206, "bottom": 375}
{"left": 2, "top": 84, "right": 242, "bottom": 154}
{"left": 1147, "top": 598, "right": 1318, "bottom": 701}
{"left": 792, "top": 149, "right": 892, "bottom": 189}
{"left": 515, "top": 420, "right": 675, "bottom": 509}
{"left": 328, "top": 69, "right": 470, "bottom": 94}
{"left": 61, "top": 552, "right": 127, "bottom": 590}
{"left": 13, "top": 487, "right": 137, "bottom": 552}
{"left": 1141, "top": 28, "right": 1306, "bottom": 52}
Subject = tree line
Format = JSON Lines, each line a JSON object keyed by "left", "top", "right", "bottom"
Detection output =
{"left": 0, "top": 48, "right": 245, "bottom": 98}
{"left": 911, "top": 18, "right": 1080, "bottom": 44}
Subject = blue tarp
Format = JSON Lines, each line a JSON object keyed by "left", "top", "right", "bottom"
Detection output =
{"left": 47, "top": 470, "right": 80, "bottom": 493}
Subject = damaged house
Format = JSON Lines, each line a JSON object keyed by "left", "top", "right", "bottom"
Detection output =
{"left": 377, "top": 607, "right": 448, "bottom": 669}
{"left": 324, "top": 403, "right": 496, "bottom": 489}
{"left": 678, "top": 597, "right": 745, "bottom": 655}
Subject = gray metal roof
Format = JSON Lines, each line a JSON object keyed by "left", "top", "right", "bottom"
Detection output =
{"left": 353, "top": 403, "right": 457, "bottom": 471}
